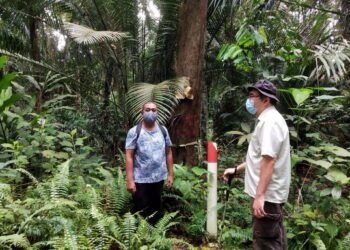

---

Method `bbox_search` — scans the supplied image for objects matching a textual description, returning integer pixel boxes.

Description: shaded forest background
[0,0,350,249]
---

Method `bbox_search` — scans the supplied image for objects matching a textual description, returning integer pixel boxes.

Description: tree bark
[171,0,208,166]
[29,13,42,113]
[341,0,350,40]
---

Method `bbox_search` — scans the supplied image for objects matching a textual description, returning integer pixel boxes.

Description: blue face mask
[143,111,158,123]
[245,98,257,115]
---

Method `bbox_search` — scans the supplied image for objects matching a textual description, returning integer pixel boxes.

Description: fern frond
[15,168,38,185]
[0,234,31,249]
[0,183,12,202]
[122,212,137,248]
[64,22,129,45]
[341,232,350,250]
[63,223,79,250]
[221,227,252,242]
[163,193,192,211]
[88,205,109,249]
[154,211,179,236]
[168,238,195,250]
[50,159,71,199]
[149,237,173,249]
[135,215,152,240]
[17,199,77,234]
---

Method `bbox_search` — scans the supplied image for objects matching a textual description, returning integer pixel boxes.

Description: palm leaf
[125,77,190,125]
[0,49,57,72]
[64,22,129,45]
[310,40,350,81]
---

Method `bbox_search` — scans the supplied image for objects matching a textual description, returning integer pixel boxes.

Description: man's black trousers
[133,180,164,225]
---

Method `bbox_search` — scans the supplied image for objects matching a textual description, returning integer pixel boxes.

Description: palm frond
[310,40,350,82]
[64,22,129,45]
[126,77,190,125]
[0,49,57,72]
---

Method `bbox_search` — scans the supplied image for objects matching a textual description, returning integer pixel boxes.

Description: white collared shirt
[244,106,291,203]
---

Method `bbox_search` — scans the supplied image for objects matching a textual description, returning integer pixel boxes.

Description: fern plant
[0,234,31,250]
[50,159,71,200]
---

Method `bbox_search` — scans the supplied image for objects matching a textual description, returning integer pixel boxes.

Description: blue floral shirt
[125,124,172,183]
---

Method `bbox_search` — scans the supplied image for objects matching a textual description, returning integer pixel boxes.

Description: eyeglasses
[144,108,157,112]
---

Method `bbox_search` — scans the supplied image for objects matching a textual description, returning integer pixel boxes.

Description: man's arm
[253,155,275,218]
[125,149,136,193]
[223,162,246,181]
[165,146,174,188]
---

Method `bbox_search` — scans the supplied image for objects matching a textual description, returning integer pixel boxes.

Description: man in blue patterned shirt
[125,102,173,224]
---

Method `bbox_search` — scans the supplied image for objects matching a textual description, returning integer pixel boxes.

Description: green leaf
[310,234,326,250]
[291,154,301,168]
[320,188,331,197]
[75,138,85,146]
[0,56,7,69]
[0,160,17,169]
[60,140,73,147]
[289,88,314,105]
[238,135,248,146]
[0,94,22,113]
[316,95,344,100]
[191,167,208,176]
[55,152,69,159]
[241,123,251,133]
[258,26,268,44]
[302,158,331,169]
[0,73,17,91]
[325,168,349,185]
[177,180,192,198]
[324,222,338,239]
[321,145,350,157]
[331,186,342,199]
[71,129,77,136]
[313,160,332,169]
[225,131,244,136]
[42,150,56,158]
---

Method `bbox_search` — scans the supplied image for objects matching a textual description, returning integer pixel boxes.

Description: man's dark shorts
[253,201,287,250]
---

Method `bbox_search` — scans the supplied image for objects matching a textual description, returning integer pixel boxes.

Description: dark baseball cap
[248,79,279,102]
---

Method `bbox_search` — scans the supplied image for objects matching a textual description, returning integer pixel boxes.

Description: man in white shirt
[223,80,291,250]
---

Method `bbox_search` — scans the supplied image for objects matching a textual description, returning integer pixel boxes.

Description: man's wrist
[255,193,264,198]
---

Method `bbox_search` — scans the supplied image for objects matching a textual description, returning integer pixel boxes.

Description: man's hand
[253,195,266,218]
[223,168,236,182]
[127,180,136,193]
[166,175,173,189]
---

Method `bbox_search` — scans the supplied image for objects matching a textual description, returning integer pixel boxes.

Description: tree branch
[279,0,344,16]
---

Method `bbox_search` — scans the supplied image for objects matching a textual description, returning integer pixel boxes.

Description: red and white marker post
[207,141,218,237]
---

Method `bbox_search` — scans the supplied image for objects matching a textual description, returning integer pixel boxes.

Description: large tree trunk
[341,0,350,40]
[171,0,208,166]
[29,14,42,113]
